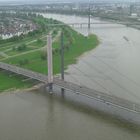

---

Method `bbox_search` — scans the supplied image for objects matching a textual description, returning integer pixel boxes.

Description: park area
[0,13,99,92]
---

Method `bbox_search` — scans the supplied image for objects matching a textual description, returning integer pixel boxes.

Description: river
[0,13,140,140]
[43,13,140,104]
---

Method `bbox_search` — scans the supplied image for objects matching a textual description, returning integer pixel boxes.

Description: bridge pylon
[47,34,53,93]
[60,31,65,94]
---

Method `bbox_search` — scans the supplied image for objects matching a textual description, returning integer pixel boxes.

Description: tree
[17,44,27,51]
[18,59,29,66]
[40,51,47,60]
[12,46,16,51]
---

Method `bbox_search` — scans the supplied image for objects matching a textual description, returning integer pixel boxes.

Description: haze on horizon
[0,0,140,4]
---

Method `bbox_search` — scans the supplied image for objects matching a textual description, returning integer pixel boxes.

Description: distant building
[131,13,138,18]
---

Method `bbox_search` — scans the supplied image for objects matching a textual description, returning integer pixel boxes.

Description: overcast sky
[0,0,138,1]
[0,0,139,4]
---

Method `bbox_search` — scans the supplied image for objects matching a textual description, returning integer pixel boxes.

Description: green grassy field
[3,30,99,73]
[0,71,34,92]
[0,17,99,92]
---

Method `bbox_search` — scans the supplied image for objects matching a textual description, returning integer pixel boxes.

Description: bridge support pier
[48,83,53,93]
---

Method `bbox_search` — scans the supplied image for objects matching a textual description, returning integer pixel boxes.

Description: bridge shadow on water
[37,85,140,135]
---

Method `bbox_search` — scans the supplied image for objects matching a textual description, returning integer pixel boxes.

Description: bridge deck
[0,62,48,83]
[46,22,140,27]
[0,62,140,113]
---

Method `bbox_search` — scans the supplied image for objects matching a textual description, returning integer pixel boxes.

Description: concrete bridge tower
[47,34,53,93]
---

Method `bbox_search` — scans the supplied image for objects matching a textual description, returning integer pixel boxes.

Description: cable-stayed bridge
[1,61,140,115]
[1,22,140,124]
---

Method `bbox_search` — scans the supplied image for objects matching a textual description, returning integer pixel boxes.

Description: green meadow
[0,15,99,92]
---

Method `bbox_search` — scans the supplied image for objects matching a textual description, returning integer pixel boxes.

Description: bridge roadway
[0,62,140,114]
[46,22,140,27]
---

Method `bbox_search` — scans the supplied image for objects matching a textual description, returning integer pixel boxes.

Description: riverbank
[0,16,99,92]
[0,83,44,95]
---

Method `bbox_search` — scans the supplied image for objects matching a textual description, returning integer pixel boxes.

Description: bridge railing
[54,78,140,113]
[1,62,140,113]
[0,62,48,83]
[46,22,140,27]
